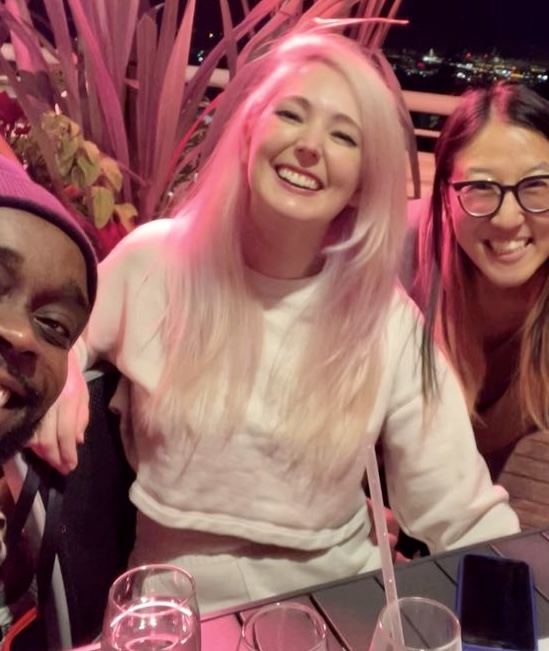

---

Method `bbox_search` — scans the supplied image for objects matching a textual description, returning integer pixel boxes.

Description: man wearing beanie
[0,155,97,642]
[0,155,97,462]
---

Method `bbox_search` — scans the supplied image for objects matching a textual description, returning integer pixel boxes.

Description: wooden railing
[401,90,460,195]
[0,56,457,198]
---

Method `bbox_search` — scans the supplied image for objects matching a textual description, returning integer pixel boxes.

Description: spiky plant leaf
[0,0,415,245]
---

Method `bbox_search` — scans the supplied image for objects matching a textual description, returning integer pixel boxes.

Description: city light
[384,46,549,92]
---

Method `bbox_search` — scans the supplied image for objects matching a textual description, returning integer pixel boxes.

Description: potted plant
[0,0,415,256]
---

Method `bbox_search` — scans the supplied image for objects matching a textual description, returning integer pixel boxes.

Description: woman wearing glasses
[413,81,549,528]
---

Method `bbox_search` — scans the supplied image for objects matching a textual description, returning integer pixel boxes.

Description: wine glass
[101,564,200,651]
[369,596,462,651]
[239,601,328,651]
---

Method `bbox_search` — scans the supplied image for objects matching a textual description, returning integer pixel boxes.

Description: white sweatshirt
[75,218,519,611]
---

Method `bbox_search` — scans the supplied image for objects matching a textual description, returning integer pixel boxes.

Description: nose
[0,308,39,376]
[294,129,322,167]
[490,191,525,229]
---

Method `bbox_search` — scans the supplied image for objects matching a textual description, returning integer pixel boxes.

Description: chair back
[3,365,136,649]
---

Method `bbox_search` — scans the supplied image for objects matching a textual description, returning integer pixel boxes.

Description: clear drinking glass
[239,601,328,651]
[101,564,200,651]
[369,597,462,651]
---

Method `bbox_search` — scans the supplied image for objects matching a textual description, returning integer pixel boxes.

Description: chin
[482,271,540,291]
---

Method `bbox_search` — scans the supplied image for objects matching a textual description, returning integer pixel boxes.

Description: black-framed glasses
[450,174,549,218]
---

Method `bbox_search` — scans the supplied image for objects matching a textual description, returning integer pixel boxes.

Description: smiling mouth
[275,166,323,191]
[0,386,26,410]
[486,239,532,255]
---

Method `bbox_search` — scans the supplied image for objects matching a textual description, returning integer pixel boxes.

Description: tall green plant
[0,0,417,250]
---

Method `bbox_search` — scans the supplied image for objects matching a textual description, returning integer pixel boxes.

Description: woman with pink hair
[41,32,518,612]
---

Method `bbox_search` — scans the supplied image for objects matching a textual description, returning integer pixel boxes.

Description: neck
[242,215,329,280]
[472,270,544,348]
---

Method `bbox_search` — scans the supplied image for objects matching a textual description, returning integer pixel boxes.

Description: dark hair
[434,82,549,186]
[418,81,549,427]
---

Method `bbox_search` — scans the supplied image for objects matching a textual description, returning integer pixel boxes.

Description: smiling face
[449,115,549,290]
[0,208,90,463]
[247,61,362,240]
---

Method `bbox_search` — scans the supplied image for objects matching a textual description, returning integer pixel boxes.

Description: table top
[200,528,549,651]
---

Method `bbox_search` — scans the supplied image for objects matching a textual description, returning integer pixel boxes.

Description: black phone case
[456,553,538,651]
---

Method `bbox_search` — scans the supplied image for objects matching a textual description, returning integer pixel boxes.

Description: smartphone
[456,553,537,651]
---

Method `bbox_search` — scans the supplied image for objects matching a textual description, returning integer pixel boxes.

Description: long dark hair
[417,81,549,427]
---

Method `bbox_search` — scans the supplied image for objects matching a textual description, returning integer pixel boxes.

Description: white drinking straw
[365,443,404,645]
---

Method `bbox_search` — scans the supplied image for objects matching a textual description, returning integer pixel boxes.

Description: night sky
[384,0,549,59]
[209,0,549,60]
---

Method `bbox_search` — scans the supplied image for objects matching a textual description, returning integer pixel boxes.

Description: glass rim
[241,600,327,650]
[108,563,197,613]
[376,596,461,651]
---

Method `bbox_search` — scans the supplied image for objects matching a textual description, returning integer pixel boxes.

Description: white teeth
[0,388,10,408]
[277,167,320,190]
[489,240,529,254]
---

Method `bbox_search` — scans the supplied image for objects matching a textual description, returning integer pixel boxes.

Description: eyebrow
[464,163,549,177]
[0,247,23,272]
[41,281,90,313]
[523,164,549,175]
[282,95,361,130]
[0,246,89,312]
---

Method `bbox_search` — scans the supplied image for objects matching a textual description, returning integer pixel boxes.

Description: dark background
[26,1,549,61]
[197,0,549,60]
[384,0,549,59]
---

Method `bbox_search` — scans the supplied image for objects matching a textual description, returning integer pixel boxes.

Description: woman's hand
[366,498,409,564]
[28,352,89,474]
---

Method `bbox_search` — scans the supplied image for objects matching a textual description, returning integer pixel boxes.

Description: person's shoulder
[388,287,423,325]
[383,288,425,349]
[114,218,175,252]
[102,217,182,270]
[379,290,425,380]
